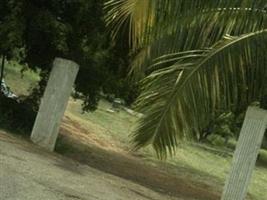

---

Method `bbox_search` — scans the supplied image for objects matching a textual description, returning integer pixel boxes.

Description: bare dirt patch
[0,116,222,200]
[0,131,178,200]
[58,117,221,200]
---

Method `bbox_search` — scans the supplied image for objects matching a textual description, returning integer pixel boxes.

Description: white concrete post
[221,107,267,200]
[31,58,79,151]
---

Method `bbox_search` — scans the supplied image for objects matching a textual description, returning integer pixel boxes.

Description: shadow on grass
[256,150,267,168]
[0,130,87,177]
[55,134,221,200]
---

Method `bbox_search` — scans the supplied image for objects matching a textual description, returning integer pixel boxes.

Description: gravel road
[0,131,179,200]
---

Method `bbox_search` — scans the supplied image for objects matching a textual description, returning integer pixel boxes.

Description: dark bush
[0,93,37,135]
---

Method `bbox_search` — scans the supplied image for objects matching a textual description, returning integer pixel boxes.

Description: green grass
[4,60,40,96]
[66,99,138,149]
[167,145,267,200]
[3,61,267,200]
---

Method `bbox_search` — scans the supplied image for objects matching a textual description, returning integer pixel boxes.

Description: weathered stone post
[31,58,79,151]
[221,106,267,200]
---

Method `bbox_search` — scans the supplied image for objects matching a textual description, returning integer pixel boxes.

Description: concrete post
[221,107,267,200]
[31,58,79,151]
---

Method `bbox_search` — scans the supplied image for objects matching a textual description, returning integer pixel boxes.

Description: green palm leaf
[130,8,267,76]
[105,0,267,157]
[105,0,267,49]
[133,30,267,158]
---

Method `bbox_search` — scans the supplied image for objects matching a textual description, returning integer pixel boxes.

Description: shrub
[0,93,37,135]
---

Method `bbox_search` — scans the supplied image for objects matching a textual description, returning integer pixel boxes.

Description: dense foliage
[0,94,36,134]
[0,0,138,112]
[106,0,267,157]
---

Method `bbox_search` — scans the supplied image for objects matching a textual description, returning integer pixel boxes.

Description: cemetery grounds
[1,61,267,200]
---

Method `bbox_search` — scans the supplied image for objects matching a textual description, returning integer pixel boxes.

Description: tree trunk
[0,54,5,84]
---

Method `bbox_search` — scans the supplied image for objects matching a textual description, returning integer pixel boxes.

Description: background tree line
[0,0,139,133]
[0,0,139,109]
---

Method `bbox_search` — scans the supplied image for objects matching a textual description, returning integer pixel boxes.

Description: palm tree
[105,0,267,158]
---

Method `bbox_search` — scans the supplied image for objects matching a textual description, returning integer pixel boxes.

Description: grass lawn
[3,62,267,200]
[4,60,40,96]
[66,99,138,148]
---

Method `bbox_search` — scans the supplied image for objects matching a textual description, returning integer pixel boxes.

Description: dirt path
[0,114,221,200]
[0,131,180,200]
[57,117,221,200]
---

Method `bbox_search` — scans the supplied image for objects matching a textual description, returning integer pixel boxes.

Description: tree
[105,0,267,157]
[0,0,136,111]
[0,0,24,82]
[22,0,116,110]
[0,0,140,134]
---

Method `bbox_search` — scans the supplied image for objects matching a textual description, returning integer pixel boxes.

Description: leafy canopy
[0,0,137,110]
[105,0,267,157]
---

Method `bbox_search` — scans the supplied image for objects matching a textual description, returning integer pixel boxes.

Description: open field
[1,62,267,200]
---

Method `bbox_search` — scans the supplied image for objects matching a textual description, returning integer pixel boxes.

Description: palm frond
[105,0,156,48]
[129,7,267,77]
[133,30,267,158]
[105,0,267,50]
